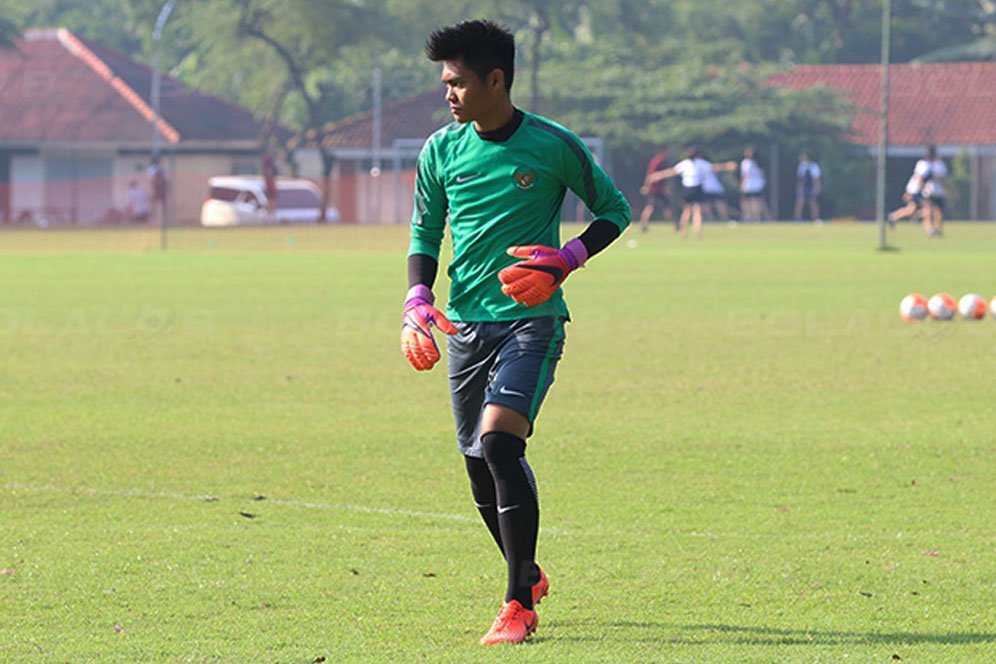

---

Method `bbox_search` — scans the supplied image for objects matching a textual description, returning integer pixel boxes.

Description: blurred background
[1,0,995,236]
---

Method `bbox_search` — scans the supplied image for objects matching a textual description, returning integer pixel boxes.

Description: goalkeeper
[401,19,630,646]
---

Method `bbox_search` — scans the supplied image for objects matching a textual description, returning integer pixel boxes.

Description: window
[277,187,320,210]
[208,186,241,202]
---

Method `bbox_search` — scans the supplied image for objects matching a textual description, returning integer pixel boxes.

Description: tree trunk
[530,28,544,113]
[319,148,335,223]
[528,10,549,114]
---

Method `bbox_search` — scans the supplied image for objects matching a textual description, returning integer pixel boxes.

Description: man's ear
[488,68,505,91]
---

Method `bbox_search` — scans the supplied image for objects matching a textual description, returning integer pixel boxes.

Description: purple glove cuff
[404,284,434,309]
[560,238,588,272]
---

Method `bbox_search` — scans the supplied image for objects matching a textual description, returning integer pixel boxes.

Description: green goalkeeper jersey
[408,110,630,322]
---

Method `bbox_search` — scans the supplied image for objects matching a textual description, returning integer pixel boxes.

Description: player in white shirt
[646,147,736,238]
[739,147,769,222]
[700,154,737,224]
[887,168,925,226]
[126,180,151,223]
[916,146,948,237]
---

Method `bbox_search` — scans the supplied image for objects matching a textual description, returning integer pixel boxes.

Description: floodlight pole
[876,0,891,250]
[152,0,176,250]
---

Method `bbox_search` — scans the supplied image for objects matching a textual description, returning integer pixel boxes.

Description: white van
[200,176,339,226]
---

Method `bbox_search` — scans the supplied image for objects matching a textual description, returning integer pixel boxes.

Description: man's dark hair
[425,20,515,91]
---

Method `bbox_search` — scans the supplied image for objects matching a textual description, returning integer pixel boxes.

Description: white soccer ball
[899,294,928,322]
[927,293,956,320]
[958,293,986,320]
[991,296,996,320]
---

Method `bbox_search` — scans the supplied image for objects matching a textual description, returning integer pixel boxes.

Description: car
[199,175,339,226]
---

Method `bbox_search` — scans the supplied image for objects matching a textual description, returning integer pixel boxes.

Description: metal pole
[969,148,979,221]
[393,141,403,225]
[152,0,175,250]
[876,0,891,249]
[371,68,382,223]
[770,143,780,221]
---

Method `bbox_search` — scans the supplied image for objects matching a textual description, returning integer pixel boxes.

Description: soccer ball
[958,293,986,320]
[991,296,996,319]
[899,293,928,322]
[928,293,956,320]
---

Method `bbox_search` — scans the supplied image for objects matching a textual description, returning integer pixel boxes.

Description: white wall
[10,155,43,222]
[168,155,235,224]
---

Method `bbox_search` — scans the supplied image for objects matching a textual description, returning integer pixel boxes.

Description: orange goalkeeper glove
[497,238,588,308]
[401,285,457,371]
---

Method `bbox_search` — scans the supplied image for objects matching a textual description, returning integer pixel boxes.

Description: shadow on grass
[542,620,995,647]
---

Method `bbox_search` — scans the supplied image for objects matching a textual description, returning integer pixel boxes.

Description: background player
[638,146,675,232]
[646,148,735,238]
[918,145,948,237]
[739,147,768,222]
[794,152,822,224]
[888,165,925,226]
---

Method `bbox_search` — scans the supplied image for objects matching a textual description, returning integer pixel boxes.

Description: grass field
[1,222,994,663]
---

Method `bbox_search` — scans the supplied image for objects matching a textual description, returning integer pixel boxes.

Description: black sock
[481,431,540,610]
[464,455,505,558]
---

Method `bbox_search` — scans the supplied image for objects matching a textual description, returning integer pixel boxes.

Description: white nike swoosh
[498,386,528,398]
[455,174,481,183]
[497,504,520,514]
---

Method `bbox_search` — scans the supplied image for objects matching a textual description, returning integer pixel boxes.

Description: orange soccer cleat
[532,565,549,606]
[479,600,538,645]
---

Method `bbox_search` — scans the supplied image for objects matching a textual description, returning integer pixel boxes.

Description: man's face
[441,59,502,124]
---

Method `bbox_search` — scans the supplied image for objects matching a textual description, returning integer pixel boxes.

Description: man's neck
[473,101,516,134]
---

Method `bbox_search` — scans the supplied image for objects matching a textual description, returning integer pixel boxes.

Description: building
[297,89,447,224]
[0,28,272,226]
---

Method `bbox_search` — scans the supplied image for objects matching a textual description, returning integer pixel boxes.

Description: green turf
[1,223,994,663]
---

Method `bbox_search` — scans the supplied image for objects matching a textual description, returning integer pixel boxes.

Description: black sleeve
[407,253,439,290]
[577,218,622,259]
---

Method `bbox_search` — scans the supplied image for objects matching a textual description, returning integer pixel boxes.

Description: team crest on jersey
[513,167,537,190]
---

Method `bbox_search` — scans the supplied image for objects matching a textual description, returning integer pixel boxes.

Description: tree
[0,10,20,50]
[2,0,165,55]
[538,34,854,151]
[228,0,382,222]
[487,0,588,115]
[910,0,996,61]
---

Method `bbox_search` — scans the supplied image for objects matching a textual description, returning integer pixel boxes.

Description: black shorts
[928,195,945,211]
[644,191,671,207]
[742,190,765,199]
[682,185,705,204]
[705,192,724,202]
[447,317,566,458]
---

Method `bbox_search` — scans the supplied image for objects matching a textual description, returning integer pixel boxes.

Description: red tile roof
[767,62,996,146]
[0,28,266,145]
[314,89,452,150]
